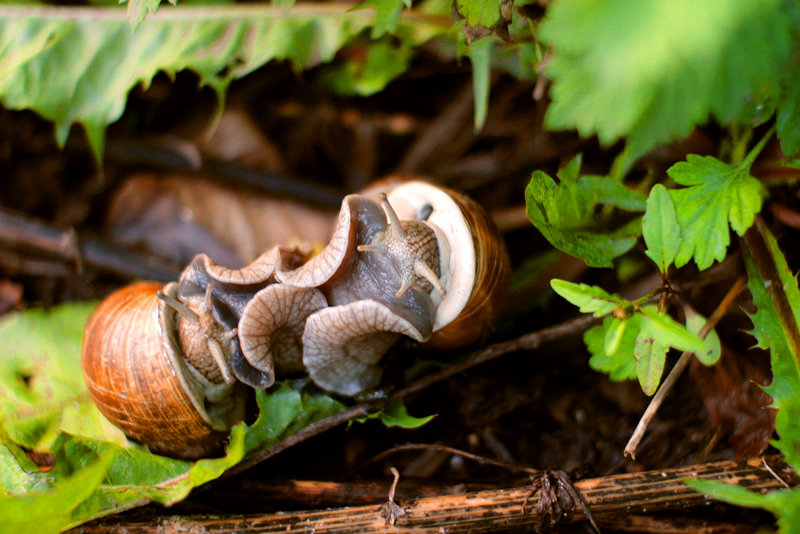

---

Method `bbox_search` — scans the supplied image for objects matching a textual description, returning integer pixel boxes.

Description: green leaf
[525,169,643,268]
[550,279,625,317]
[351,0,406,38]
[584,315,639,381]
[743,224,800,471]
[455,0,500,28]
[0,450,114,534]
[125,0,166,29]
[684,309,722,366]
[468,37,492,132]
[0,303,127,449]
[685,480,800,533]
[777,67,800,159]
[318,40,412,96]
[541,0,792,154]
[668,154,766,270]
[603,317,627,356]
[634,327,668,396]
[0,5,446,159]
[272,0,297,13]
[639,307,706,355]
[643,183,680,274]
[372,399,434,428]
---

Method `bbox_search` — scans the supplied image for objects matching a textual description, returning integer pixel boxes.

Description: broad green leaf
[684,309,722,366]
[550,279,625,317]
[668,154,766,270]
[0,5,446,159]
[634,328,668,396]
[643,183,680,274]
[584,315,639,381]
[639,307,706,355]
[743,224,800,471]
[455,0,500,28]
[0,303,127,448]
[685,480,800,533]
[468,37,492,132]
[525,170,642,268]
[125,0,167,29]
[541,0,792,155]
[580,176,647,212]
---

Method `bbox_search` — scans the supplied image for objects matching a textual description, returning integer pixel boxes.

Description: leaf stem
[739,124,776,171]
[624,275,747,459]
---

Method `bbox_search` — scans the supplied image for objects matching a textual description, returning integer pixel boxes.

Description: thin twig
[370,443,541,476]
[624,275,748,459]
[763,457,792,489]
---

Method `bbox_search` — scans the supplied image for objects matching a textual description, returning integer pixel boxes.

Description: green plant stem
[624,275,747,459]
[739,124,776,170]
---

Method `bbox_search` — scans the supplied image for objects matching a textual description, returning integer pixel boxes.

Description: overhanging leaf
[0,5,447,159]
[541,0,792,155]
[634,327,668,396]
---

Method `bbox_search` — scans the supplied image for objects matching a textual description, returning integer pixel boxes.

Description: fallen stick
[75,455,796,533]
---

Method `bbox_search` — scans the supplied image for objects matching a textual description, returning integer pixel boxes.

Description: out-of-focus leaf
[0,449,113,534]
[0,303,127,449]
[643,183,680,274]
[603,317,627,356]
[550,279,625,317]
[455,0,500,28]
[351,0,408,37]
[318,40,413,97]
[541,0,792,155]
[0,5,446,158]
[777,67,800,159]
[468,36,492,132]
[124,0,168,29]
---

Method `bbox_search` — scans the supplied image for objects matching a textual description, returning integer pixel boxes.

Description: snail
[81,179,509,457]
[238,179,510,396]
[81,246,309,459]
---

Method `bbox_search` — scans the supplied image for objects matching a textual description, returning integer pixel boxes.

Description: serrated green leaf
[541,0,792,154]
[634,327,668,396]
[684,309,722,366]
[550,279,625,317]
[640,307,706,354]
[455,0,500,28]
[125,0,164,29]
[525,170,642,267]
[0,5,446,159]
[668,154,766,270]
[584,315,639,381]
[580,176,647,212]
[643,183,680,274]
[743,224,800,471]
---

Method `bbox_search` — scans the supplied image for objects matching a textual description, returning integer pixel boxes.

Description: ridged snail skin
[81,282,247,460]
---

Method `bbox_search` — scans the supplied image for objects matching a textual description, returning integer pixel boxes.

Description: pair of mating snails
[81,180,510,459]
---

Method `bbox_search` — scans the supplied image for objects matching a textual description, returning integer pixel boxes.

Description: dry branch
[76,456,795,533]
